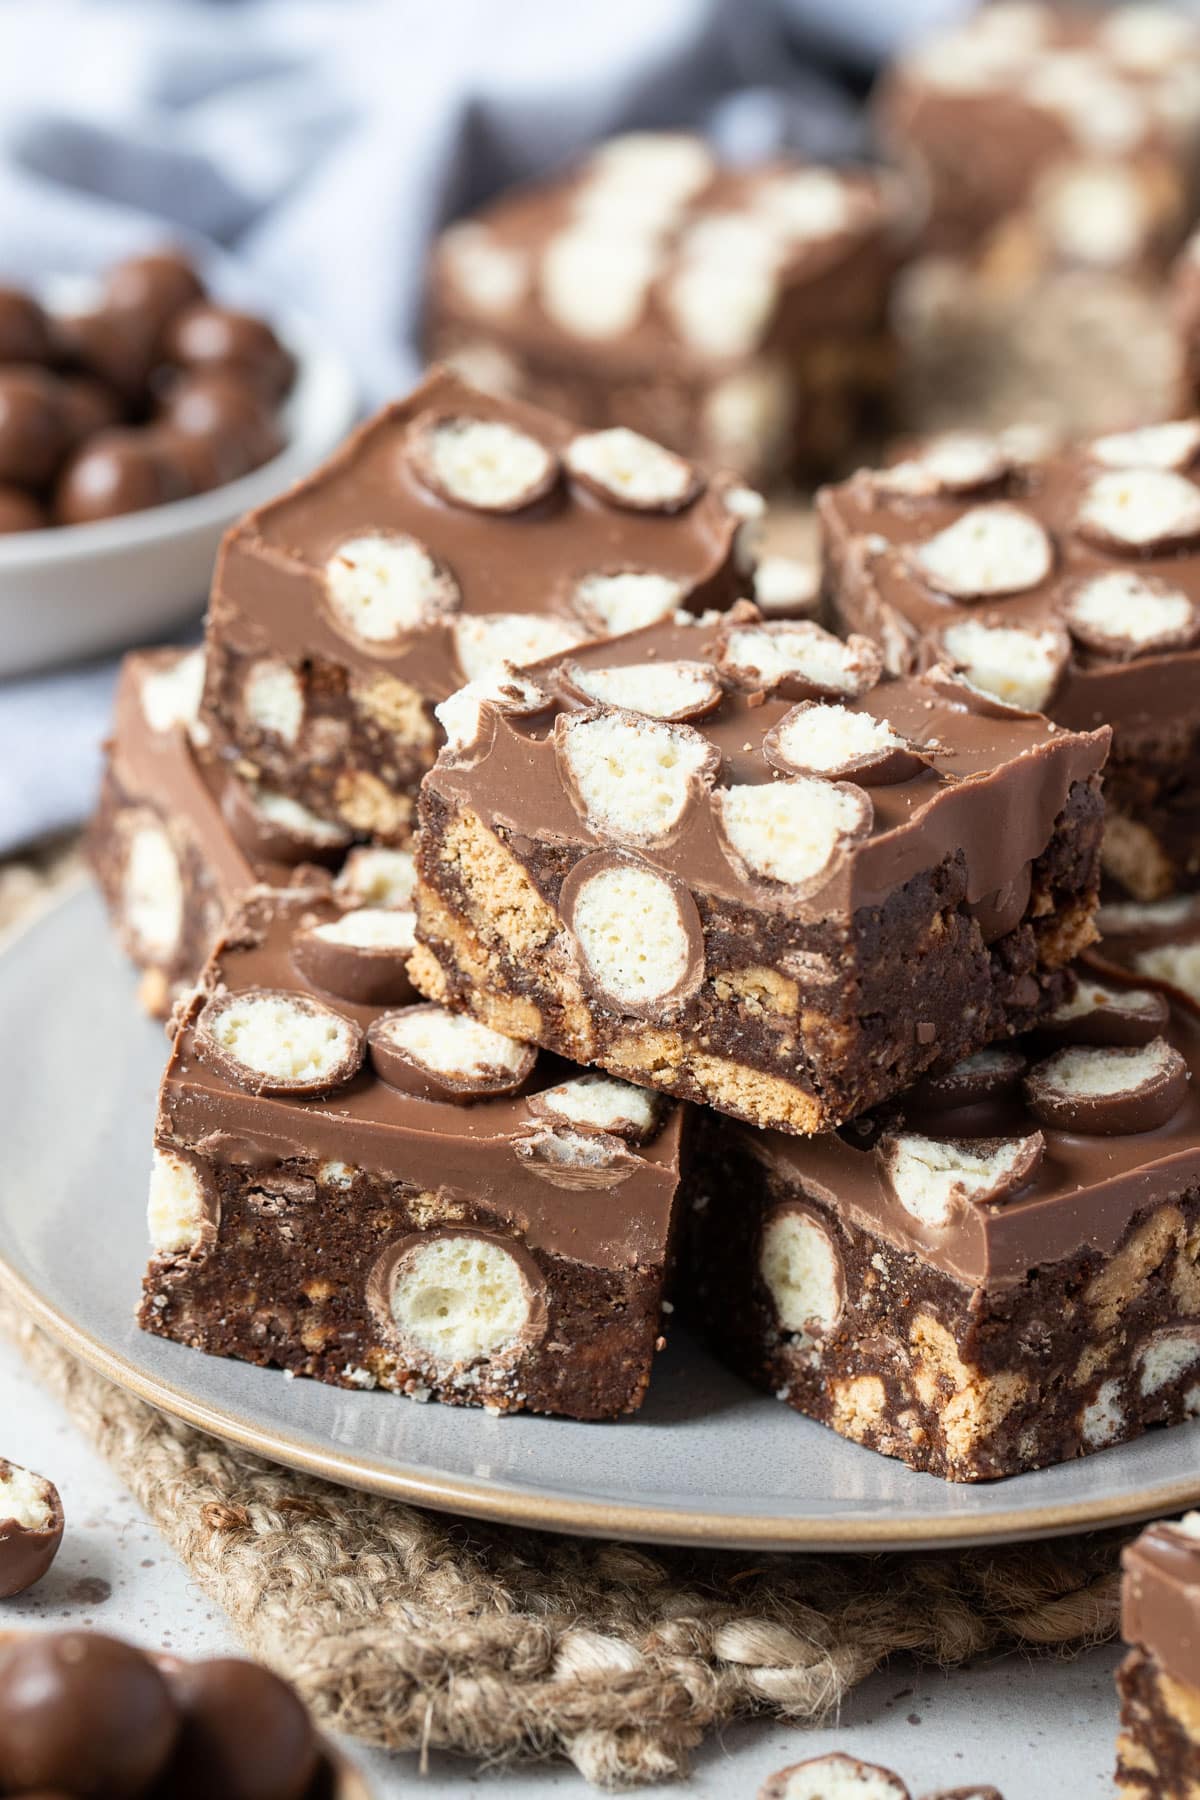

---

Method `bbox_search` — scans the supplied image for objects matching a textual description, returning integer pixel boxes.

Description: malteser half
[685,972,1200,1481]
[141,887,686,1420]
[413,605,1108,1136]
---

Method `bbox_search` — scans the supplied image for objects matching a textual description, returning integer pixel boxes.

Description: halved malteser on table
[200,366,749,846]
[87,647,384,1017]
[758,1753,1004,1798]
[819,423,1200,900]
[140,887,686,1419]
[1118,1514,1200,1794]
[425,130,907,484]
[684,969,1200,1481]
[412,602,1109,1136]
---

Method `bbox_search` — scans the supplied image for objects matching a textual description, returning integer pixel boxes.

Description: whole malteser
[159,369,284,469]
[163,301,295,401]
[161,1657,320,1800]
[0,285,53,364]
[0,1456,64,1596]
[102,249,205,338]
[0,484,47,534]
[55,305,156,402]
[0,367,70,486]
[0,1631,180,1797]
[55,427,188,525]
[58,374,124,446]
[149,423,242,496]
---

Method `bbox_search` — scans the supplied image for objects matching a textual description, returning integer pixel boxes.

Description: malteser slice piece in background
[141,888,687,1419]
[1118,1516,1200,1794]
[683,970,1200,1480]
[1089,896,1200,1014]
[88,648,328,1018]
[0,1457,64,1597]
[202,368,744,845]
[414,607,1107,1135]
[292,907,417,1006]
[426,133,902,484]
[334,845,416,909]
[819,426,1200,900]
[759,1752,911,1799]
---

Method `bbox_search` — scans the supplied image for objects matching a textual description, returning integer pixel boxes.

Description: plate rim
[6,885,1200,1552]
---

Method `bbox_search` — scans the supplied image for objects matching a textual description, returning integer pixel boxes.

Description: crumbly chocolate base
[411,778,1103,1137]
[208,649,432,845]
[140,1156,668,1421]
[87,765,224,1017]
[682,1114,1200,1483]
[428,320,896,486]
[1117,1648,1200,1797]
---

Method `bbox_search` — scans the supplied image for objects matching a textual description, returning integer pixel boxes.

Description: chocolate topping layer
[750,989,1200,1287]
[204,366,745,710]
[157,889,684,1271]
[425,608,1109,926]
[1123,1518,1200,1691]
[819,436,1200,743]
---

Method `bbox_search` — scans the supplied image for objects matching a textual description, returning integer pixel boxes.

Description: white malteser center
[566,659,719,722]
[140,648,205,733]
[1090,420,1200,471]
[1135,943,1200,1006]
[769,703,903,774]
[436,670,548,753]
[1064,572,1195,650]
[540,231,659,339]
[769,1756,910,1800]
[335,846,417,908]
[571,864,693,1008]
[912,505,1053,598]
[561,711,713,845]
[243,659,303,744]
[122,821,183,961]
[535,1074,658,1136]
[252,789,349,846]
[753,169,853,240]
[440,223,529,313]
[379,1007,529,1079]
[721,623,877,696]
[717,778,868,889]
[423,418,555,510]
[886,1133,1039,1228]
[565,428,693,508]
[0,1462,53,1532]
[1078,468,1200,549]
[667,257,779,357]
[147,1147,207,1254]
[754,555,818,615]
[391,1236,531,1364]
[1139,1331,1200,1397]
[760,1210,843,1339]
[453,613,585,683]
[207,994,358,1083]
[941,619,1065,711]
[1049,980,1160,1024]
[571,571,684,635]
[1033,1038,1176,1098]
[312,909,416,951]
[325,534,461,642]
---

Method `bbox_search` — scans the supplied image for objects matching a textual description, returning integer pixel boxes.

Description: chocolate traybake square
[199,366,749,846]
[1119,1514,1200,1794]
[411,604,1109,1136]
[819,422,1200,898]
[141,886,685,1420]
[685,971,1200,1481]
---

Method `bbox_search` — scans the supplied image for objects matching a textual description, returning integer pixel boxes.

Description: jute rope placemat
[2,1297,1124,1788]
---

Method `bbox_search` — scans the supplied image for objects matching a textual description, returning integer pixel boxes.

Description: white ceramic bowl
[0,298,357,679]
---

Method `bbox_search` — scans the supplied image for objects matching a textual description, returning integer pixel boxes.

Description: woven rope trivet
[2,1297,1125,1788]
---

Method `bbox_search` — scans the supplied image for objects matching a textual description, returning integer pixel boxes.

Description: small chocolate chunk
[291,907,417,1006]
[368,1003,537,1103]
[0,485,47,534]
[1024,1038,1189,1135]
[0,285,53,364]
[196,988,366,1097]
[0,1457,64,1597]
[0,1631,179,1798]
[163,302,295,401]
[160,1657,319,1800]
[1040,977,1169,1048]
[55,428,187,526]
[102,249,205,337]
[0,367,69,486]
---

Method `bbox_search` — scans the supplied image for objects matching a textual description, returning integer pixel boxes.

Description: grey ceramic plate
[3,883,1200,1551]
